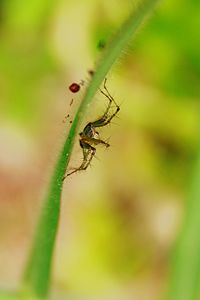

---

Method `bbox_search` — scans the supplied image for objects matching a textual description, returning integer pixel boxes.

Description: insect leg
[63,142,96,179]
[91,78,120,128]
[82,136,110,147]
[100,78,119,108]
[91,103,120,128]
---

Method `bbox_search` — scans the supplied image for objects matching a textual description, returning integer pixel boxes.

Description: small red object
[69,82,80,93]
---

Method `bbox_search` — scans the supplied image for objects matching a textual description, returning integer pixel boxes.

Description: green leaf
[167,147,200,300]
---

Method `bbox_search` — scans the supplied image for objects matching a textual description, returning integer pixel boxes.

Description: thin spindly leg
[90,78,120,128]
[100,78,119,108]
[81,136,110,147]
[99,91,112,118]
[63,149,91,178]
[94,79,117,124]
[91,104,120,128]
[63,142,96,179]
[81,147,96,170]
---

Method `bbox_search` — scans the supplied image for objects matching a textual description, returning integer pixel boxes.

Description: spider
[63,78,120,178]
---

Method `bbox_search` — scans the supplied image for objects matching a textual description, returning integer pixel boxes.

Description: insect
[63,78,120,179]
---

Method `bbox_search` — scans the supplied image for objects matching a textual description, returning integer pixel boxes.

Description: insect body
[64,78,120,178]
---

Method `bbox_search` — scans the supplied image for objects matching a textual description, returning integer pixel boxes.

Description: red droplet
[69,82,80,93]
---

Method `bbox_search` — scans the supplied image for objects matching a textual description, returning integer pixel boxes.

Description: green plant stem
[167,144,200,300]
[22,0,160,298]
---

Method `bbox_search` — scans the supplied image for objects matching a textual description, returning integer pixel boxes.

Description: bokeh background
[0,0,199,299]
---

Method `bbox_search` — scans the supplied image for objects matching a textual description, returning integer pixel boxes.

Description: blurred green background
[0,0,199,299]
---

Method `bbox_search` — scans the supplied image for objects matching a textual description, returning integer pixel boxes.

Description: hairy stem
[22,0,160,298]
